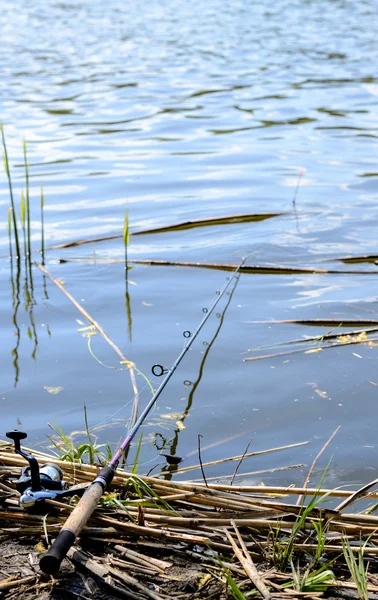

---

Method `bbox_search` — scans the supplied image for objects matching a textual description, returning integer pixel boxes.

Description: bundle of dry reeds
[2,440,378,599]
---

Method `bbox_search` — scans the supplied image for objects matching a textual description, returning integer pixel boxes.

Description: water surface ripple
[1,0,378,487]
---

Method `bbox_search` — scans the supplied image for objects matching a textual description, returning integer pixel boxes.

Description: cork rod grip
[40,466,114,574]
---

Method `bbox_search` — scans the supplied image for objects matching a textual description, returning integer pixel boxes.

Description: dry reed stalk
[334,477,378,514]
[107,557,158,576]
[245,337,378,362]
[0,481,18,496]
[89,516,211,544]
[296,425,341,505]
[117,505,276,519]
[0,576,37,592]
[4,445,378,508]
[258,541,378,554]
[230,438,253,485]
[252,326,378,350]
[58,257,378,275]
[112,559,158,576]
[5,442,378,552]
[328,580,378,593]
[322,254,378,264]
[154,441,309,475]
[175,483,373,498]
[118,514,288,528]
[35,262,139,426]
[107,565,168,600]
[190,463,304,482]
[248,318,378,326]
[0,446,363,499]
[227,520,271,599]
[51,212,286,250]
[0,526,62,535]
[114,545,171,571]
[66,548,150,600]
[275,591,323,597]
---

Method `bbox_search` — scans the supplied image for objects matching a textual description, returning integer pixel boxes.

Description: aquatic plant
[342,538,369,600]
[23,139,31,260]
[1,123,21,259]
[48,407,112,466]
[1,126,46,265]
[285,562,334,593]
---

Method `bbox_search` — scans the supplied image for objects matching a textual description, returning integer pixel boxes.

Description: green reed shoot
[48,419,112,466]
[23,139,31,260]
[123,201,132,339]
[128,474,175,512]
[285,562,334,593]
[342,538,369,600]
[40,183,45,263]
[123,201,130,261]
[222,568,247,600]
[1,123,20,259]
[271,464,333,571]
[20,191,27,258]
[131,433,143,474]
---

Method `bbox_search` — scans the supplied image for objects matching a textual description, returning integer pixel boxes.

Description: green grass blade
[131,433,143,474]
[83,404,95,465]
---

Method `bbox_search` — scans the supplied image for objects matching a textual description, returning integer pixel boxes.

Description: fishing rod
[35,258,245,574]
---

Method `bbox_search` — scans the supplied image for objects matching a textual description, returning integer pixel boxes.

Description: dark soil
[0,538,116,600]
[0,537,226,600]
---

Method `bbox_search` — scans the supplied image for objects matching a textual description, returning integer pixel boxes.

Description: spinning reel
[6,430,86,509]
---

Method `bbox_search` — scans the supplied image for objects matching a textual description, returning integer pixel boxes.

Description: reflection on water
[159,268,242,479]
[1,0,378,486]
[8,253,41,388]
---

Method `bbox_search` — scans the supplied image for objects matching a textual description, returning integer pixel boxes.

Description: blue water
[1,0,378,488]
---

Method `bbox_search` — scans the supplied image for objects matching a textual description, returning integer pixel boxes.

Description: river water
[1,0,378,488]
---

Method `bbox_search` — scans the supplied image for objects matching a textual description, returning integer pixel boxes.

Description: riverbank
[2,440,378,599]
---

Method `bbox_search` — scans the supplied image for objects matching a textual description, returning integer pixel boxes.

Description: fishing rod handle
[40,465,114,574]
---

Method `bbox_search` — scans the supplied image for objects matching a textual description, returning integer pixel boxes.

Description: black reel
[6,430,86,509]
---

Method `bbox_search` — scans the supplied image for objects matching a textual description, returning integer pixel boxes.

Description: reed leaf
[1,123,20,258]
[23,139,31,259]
[123,203,130,249]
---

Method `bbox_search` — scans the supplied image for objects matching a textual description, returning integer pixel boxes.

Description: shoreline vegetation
[2,438,378,599]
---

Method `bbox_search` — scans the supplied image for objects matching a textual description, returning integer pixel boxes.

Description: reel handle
[6,430,41,491]
[6,430,27,453]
